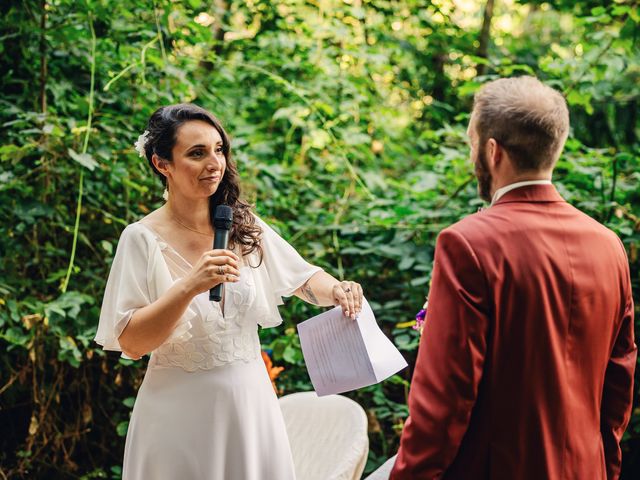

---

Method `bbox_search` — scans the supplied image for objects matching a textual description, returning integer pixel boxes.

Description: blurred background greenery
[0,0,638,478]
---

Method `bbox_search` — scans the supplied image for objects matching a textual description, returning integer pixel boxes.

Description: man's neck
[491,178,553,205]
[492,171,552,193]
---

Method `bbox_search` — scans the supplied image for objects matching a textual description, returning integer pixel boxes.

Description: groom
[389,77,636,479]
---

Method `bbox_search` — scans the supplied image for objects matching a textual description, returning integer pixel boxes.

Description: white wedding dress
[95,215,321,480]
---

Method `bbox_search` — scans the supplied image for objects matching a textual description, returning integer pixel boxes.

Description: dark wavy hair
[142,103,263,261]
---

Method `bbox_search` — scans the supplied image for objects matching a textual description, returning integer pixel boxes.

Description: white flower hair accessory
[134,130,150,158]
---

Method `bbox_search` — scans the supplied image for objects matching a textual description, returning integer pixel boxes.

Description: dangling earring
[162,186,169,201]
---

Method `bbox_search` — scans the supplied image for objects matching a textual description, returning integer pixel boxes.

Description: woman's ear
[152,154,170,179]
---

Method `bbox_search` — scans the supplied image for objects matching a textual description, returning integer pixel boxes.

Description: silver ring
[218,265,225,275]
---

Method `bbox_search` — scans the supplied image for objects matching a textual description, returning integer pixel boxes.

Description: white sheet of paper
[297,298,408,396]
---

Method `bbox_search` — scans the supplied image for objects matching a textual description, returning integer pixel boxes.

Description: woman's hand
[332,280,363,320]
[118,249,239,359]
[295,272,364,319]
[183,249,240,296]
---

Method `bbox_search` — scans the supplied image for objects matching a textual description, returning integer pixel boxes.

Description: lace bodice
[150,328,262,372]
[148,233,263,372]
[95,216,323,371]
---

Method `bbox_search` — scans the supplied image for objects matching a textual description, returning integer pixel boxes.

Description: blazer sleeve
[601,259,637,480]
[391,227,490,479]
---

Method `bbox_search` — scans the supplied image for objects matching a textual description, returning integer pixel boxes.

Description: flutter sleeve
[251,215,322,327]
[94,224,151,352]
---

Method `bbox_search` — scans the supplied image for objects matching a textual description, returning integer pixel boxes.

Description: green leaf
[100,240,113,255]
[398,256,414,270]
[1,326,31,347]
[283,344,302,364]
[68,148,99,171]
[566,90,594,115]
[116,421,129,437]
[611,5,629,17]
[410,276,429,286]
[308,129,332,150]
[0,143,34,162]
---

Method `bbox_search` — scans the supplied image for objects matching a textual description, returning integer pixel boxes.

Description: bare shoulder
[139,206,167,228]
[138,206,174,237]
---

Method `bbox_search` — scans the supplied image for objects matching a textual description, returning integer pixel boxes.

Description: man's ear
[486,138,504,170]
[152,154,170,178]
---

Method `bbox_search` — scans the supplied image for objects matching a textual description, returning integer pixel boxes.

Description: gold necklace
[169,211,213,236]
[172,215,213,236]
[166,202,213,237]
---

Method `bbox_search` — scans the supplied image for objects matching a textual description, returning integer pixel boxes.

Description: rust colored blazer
[390,185,636,480]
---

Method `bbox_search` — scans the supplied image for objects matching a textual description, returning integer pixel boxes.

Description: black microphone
[209,205,233,302]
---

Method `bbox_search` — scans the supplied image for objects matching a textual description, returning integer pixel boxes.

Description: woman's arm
[118,248,239,359]
[118,278,195,359]
[294,270,363,319]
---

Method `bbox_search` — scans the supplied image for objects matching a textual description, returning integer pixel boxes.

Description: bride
[95,103,364,479]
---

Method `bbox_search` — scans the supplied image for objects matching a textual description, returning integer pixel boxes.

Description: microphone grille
[213,205,233,230]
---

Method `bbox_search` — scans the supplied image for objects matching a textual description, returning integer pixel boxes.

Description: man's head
[468,76,570,201]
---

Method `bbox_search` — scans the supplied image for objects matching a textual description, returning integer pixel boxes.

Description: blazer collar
[493,184,565,206]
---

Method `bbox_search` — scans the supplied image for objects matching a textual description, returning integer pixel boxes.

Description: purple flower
[413,308,427,331]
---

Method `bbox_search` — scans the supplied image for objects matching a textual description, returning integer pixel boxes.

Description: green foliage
[0,0,638,478]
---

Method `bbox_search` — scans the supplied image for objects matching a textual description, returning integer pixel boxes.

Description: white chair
[363,454,396,480]
[279,391,369,480]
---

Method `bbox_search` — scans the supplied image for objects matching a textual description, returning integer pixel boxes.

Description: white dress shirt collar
[491,180,552,205]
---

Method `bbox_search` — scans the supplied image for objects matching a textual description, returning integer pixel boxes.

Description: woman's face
[163,120,226,200]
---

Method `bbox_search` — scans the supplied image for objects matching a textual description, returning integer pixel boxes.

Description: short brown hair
[472,76,569,172]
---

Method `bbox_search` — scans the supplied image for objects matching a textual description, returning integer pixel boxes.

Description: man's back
[391,184,636,480]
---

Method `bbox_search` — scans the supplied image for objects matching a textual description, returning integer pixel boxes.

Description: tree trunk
[476,0,495,77]
[39,0,47,113]
[199,0,228,71]
[213,0,227,58]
